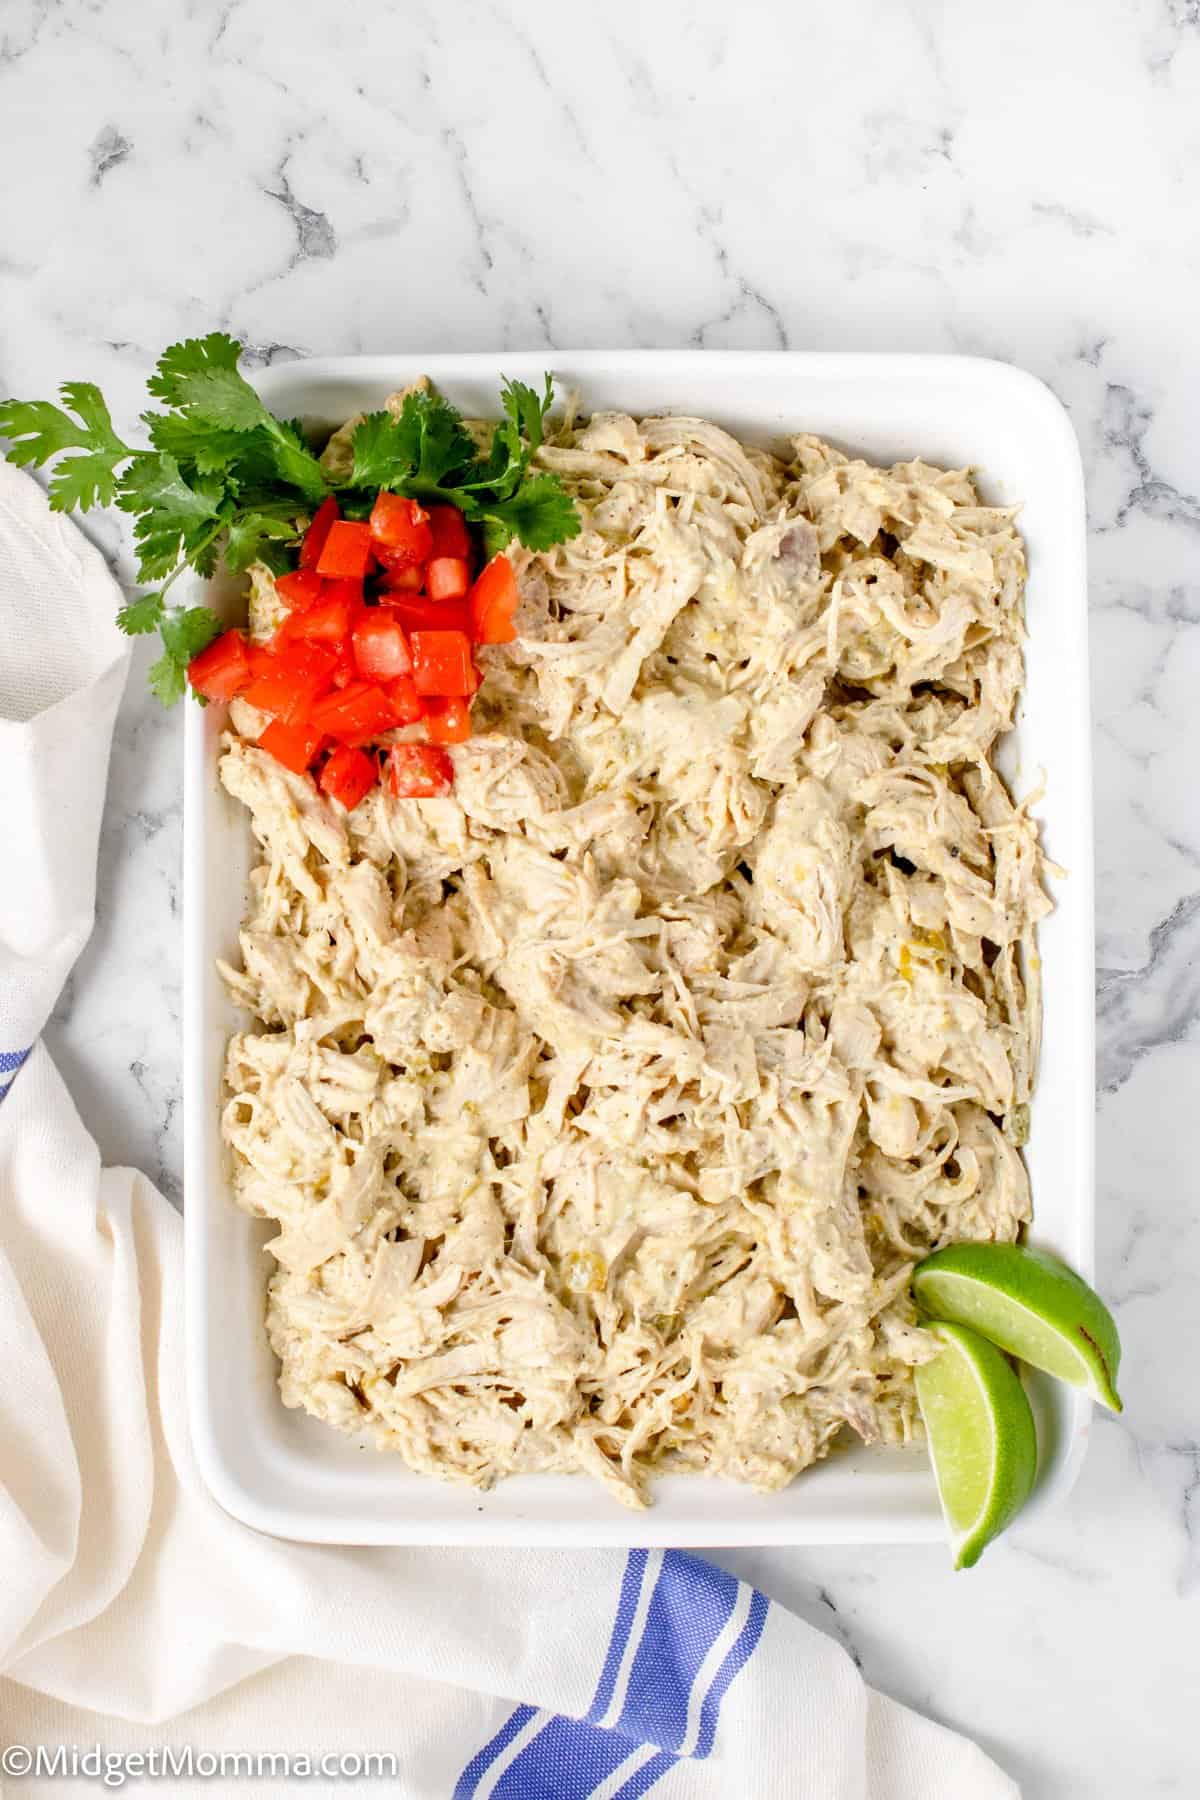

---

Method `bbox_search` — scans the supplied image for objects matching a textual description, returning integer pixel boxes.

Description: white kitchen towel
[0,462,128,1099]
[0,462,1018,1798]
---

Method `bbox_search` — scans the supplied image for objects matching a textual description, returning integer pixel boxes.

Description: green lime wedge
[915,1320,1038,1569]
[912,1242,1122,1413]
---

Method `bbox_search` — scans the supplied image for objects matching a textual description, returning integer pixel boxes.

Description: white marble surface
[2,0,1197,1793]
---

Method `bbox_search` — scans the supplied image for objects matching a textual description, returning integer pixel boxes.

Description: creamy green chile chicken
[218,403,1049,1509]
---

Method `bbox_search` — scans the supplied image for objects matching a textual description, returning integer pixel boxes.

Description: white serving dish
[184,352,1092,1546]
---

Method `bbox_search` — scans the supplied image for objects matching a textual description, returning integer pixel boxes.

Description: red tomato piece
[319,744,378,810]
[378,561,424,593]
[352,612,411,682]
[385,743,454,799]
[244,644,338,723]
[369,493,433,564]
[410,629,475,697]
[299,496,339,570]
[258,717,327,775]
[323,577,366,604]
[428,503,472,561]
[378,594,471,636]
[277,587,359,646]
[468,554,519,645]
[386,674,425,724]
[424,695,473,744]
[309,681,397,745]
[274,568,324,612]
[316,519,375,579]
[187,629,250,702]
[426,556,471,601]
[329,647,357,689]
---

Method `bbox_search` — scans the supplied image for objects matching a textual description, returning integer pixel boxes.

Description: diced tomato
[309,681,397,745]
[378,561,424,593]
[243,644,337,723]
[323,577,366,605]
[428,503,472,561]
[329,647,357,689]
[245,641,279,677]
[299,496,339,570]
[426,556,471,602]
[468,554,519,645]
[316,519,375,579]
[369,492,433,564]
[319,744,378,810]
[352,612,411,682]
[424,695,472,744]
[385,743,454,799]
[410,629,475,697]
[386,674,425,724]
[277,587,359,646]
[187,629,251,702]
[274,568,324,612]
[258,716,327,775]
[378,594,471,636]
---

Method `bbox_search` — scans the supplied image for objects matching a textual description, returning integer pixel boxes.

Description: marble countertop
[4,1,1197,1793]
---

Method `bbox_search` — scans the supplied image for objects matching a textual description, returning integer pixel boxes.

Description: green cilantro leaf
[344,377,576,550]
[116,453,228,582]
[146,604,221,707]
[143,408,261,477]
[465,374,553,499]
[147,652,188,706]
[147,336,328,501]
[345,411,402,489]
[160,603,221,662]
[265,419,329,500]
[147,334,256,423]
[396,390,480,487]
[472,473,582,556]
[116,593,165,635]
[224,509,300,574]
[0,381,133,510]
[503,374,553,449]
[349,392,478,493]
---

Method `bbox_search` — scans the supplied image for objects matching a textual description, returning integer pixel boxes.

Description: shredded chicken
[218,405,1049,1509]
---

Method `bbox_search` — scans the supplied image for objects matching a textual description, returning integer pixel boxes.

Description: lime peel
[914,1320,1038,1570]
[913,1242,1123,1414]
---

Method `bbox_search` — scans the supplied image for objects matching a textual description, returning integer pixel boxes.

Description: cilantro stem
[150,512,231,606]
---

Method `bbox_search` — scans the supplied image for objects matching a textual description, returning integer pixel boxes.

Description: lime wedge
[915,1320,1038,1569]
[912,1242,1122,1413]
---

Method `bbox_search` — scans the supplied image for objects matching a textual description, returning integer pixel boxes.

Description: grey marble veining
[4,1,1199,1793]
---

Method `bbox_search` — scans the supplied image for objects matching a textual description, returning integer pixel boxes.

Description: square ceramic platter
[184,352,1092,1546]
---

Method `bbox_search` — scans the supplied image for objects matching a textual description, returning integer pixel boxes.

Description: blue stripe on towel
[491,1715,633,1800]
[454,1550,769,1797]
[453,1704,538,1800]
[586,1549,650,1723]
[694,1588,770,1759]
[0,1045,31,1102]
[611,1749,678,1798]
[613,1552,740,1752]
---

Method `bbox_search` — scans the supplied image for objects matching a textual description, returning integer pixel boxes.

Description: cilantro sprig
[0,336,579,704]
[348,377,579,555]
[0,382,133,511]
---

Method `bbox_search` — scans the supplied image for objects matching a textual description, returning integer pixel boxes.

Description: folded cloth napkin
[0,466,129,1096]
[0,460,1018,1799]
